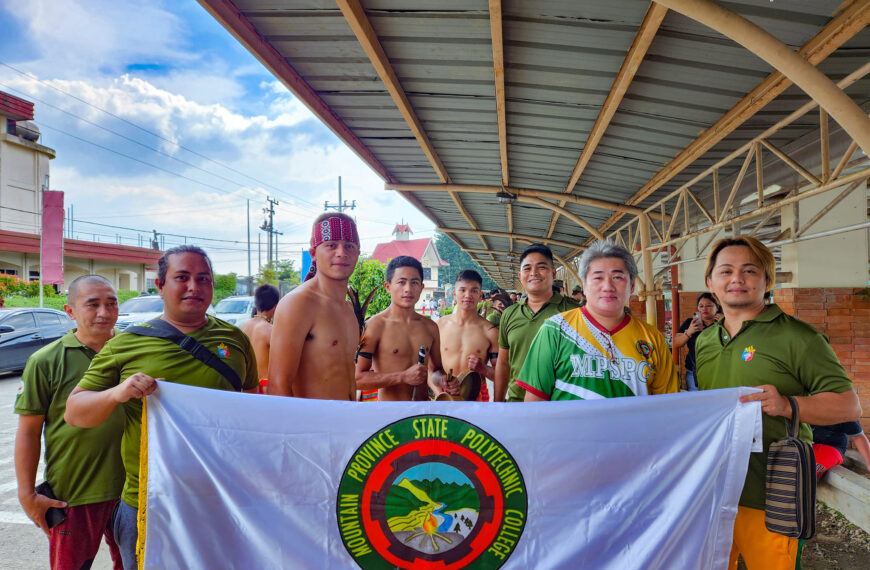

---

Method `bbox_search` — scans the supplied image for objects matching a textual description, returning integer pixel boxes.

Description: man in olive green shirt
[494,244,580,402]
[14,274,124,569]
[696,236,860,569]
[65,246,258,570]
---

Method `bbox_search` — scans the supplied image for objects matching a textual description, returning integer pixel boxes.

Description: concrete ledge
[818,465,870,534]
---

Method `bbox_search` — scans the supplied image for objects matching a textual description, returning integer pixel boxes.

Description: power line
[0,61,300,199]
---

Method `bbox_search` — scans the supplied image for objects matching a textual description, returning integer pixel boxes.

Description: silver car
[213,296,255,327]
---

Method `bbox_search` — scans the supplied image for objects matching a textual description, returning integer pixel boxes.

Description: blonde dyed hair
[704,235,776,299]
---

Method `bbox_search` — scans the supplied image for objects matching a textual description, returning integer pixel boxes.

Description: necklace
[255,314,272,324]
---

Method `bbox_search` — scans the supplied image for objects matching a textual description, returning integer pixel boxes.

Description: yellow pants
[729,506,801,569]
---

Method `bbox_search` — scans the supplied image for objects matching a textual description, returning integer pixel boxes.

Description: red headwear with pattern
[304,215,360,281]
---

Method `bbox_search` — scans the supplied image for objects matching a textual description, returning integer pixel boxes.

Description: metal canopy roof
[200,0,870,288]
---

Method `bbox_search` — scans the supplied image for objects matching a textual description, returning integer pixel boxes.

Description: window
[36,312,58,328]
[423,268,432,281]
[0,269,17,276]
[3,313,36,330]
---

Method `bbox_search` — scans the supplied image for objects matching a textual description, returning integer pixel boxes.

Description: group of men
[13,209,862,570]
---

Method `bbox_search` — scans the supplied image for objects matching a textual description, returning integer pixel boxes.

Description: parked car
[214,296,255,327]
[0,308,75,373]
[115,294,165,331]
[115,293,216,331]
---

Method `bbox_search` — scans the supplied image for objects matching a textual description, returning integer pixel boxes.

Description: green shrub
[0,274,24,296]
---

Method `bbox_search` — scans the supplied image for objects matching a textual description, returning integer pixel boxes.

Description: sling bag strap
[126,318,243,392]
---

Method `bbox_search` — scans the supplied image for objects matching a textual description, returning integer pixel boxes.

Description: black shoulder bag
[126,318,243,392]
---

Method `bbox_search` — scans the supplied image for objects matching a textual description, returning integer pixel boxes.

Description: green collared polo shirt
[695,303,853,509]
[498,293,580,402]
[77,316,259,508]
[14,329,125,506]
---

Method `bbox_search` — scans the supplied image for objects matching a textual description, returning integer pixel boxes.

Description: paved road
[0,371,114,569]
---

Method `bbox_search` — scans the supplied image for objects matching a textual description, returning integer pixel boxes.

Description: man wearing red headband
[269,213,361,400]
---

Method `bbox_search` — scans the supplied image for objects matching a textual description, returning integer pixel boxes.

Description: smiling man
[493,243,581,402]
[355,256,449,401]
[14,275,124,570]
[518,240,676,402]
[64,245,258,570]
[269,213,362,400]
[437,270,499,401]
[695,235,860,569]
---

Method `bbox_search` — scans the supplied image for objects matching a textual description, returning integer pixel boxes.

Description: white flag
[142,383,761,569]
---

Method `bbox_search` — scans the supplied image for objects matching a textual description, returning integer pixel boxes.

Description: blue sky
[0,0,435,275]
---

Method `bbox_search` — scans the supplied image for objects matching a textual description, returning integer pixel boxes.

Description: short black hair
[455,269,482,286]
[157,245,213,286]
[254,284,280,312]
[68,274,114,305]
[386,255,423,282]
[519,243,553,266]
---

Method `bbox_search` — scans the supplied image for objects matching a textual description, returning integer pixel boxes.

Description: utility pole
[259,196,283,267]
[324,176,356,213]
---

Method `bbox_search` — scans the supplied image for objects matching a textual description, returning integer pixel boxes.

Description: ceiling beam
[336,0,491,252]
[520,196,605,240]
[387,183,657,217]
[488,0,508,186]
[545,2,667,238]
[196,0,393,183]
[590,0,870,240]
[438,227,580,250]
[336,0,450,183]
[659,0,870,151]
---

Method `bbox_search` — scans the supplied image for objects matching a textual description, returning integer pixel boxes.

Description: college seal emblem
[337,414,527,569]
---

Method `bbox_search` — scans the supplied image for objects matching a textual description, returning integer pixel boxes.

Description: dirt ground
[801,503,870,570]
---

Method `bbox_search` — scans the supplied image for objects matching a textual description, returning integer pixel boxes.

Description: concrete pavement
[0,371,114,569]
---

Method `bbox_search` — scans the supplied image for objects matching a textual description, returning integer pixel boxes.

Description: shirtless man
[240,284,280,393]
[269,213,361,400]
[355,256,449,401]
[437,270,499,402]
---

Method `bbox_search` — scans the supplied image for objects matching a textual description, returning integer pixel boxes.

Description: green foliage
[214,272,237,292]
[3,295,67,310]
[273,259,301,285]
[0,274,24,296]
[433,232,497,290]
[256,264,278,286]
[348,257,390,318]
[3,288,142,311]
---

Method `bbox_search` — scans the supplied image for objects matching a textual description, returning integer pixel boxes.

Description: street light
[496,190,516,205]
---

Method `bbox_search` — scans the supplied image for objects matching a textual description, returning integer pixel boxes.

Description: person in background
[240,284,280,394]
[486,293,513,327]
[571,285,585,305]
[673,292,720,391]
[812,421,870,478]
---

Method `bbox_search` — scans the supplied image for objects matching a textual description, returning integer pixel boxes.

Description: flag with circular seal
[337,414,527,569]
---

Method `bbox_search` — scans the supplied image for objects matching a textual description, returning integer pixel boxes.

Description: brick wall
[674,288,870,432]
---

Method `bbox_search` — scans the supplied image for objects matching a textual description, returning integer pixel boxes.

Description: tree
[213,272,237,304]
[256,265,278,286]
[273,259,301,285]
[433,232,498,290]
[347,257,390,319]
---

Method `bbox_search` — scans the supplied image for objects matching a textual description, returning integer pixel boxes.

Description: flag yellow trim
[136,397,148,570]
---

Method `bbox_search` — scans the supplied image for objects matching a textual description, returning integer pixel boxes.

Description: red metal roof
[0,229,162,265]
[0,91,34,121]
[370,237,448,267]
[393,224,412,234]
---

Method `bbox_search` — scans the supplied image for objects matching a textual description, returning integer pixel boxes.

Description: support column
[638,214,657,325]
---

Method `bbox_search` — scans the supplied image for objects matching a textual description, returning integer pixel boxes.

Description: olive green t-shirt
[498,293,580,402]
[77,316,258,508]
[15,330,125,506]
[695,304,853,509]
